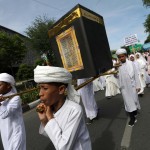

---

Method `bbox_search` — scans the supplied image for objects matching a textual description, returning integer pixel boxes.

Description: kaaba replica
[48,4,113,79]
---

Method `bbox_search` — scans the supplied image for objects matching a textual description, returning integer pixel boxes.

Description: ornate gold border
[48,7,103,38]
[56,26,84,72]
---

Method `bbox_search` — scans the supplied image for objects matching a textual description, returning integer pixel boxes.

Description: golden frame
[56,26,84,72]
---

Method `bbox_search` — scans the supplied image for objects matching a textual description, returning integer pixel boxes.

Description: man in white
[77,78,99,124]
[116,49,141,127]
[34,66,92,150]
[0,73,26,150]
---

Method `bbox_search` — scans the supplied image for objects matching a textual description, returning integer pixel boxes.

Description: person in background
[116,49,141,127]
[104,58,120,99]
[135,53,147,94]
[77,78,99,124]
[129,54,145,96]
[93,78,104,92]
[34,66,92,150]
[147,51,150,75]
[0,73,26,150]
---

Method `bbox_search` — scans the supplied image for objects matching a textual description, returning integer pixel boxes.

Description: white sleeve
[39,123,49,137]
[44,108,82,150]
[0,96,21,119]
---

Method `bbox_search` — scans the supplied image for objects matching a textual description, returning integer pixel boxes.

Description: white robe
[93,78,104,92]
[132,60,145,94]
[104,74,120,97]
[39,99,91,150]
[77,78,98,120]
[136,59,146,88]
[118,60,141,112]
[99,76,106,87]
[145,71,150,84]
[0,91,26,150]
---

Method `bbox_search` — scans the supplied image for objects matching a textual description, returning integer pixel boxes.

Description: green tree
[143,14,150,43]
[111,50,117,55]
[25,15,56,65]
[34,58,45,66]
[142,0,150,7]
[144,14,150,33]
[142,0,150,43]
[144,35,150,43]
[0,31,27,73]
[16,64,34,81]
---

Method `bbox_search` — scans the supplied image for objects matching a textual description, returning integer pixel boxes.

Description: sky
[0,0,149,50]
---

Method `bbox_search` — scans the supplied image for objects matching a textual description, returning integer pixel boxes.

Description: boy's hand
[37,103,48,126]
[45,106,54,121]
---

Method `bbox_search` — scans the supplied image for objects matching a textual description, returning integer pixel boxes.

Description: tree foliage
[25,15,56,65]
[16,64,34,81]
[144,14,150,43]
[0,31,27,73]
[142,0,150,43]
[144,14,150,33]
[142,0,150,7]
[144,34,150,43]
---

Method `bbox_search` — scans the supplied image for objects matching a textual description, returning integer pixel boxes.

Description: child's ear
[59,85,66,95]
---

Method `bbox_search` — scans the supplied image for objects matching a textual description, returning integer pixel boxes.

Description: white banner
[124,34,138,46]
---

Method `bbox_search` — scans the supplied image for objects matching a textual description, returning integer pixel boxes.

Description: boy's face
[118,54,126,63]
[38,83,65,106]
[0,81,11,95]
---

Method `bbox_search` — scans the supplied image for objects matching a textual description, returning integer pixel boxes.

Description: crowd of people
[0,49,150,150]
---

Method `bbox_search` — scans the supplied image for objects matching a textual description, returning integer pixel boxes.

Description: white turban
[116,48,127,55]
[0,73,17,93]
[34,66,80,103]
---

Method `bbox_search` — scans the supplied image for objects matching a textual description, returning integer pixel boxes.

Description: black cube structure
[48,4,113,79]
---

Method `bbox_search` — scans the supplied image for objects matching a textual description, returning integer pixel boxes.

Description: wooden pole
[2,70,118,104]
[75,70,118,90]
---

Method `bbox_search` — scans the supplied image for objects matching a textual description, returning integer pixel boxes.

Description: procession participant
[129,54,144,95]
[104,59,120,99]
[116,49,141,127]
[77,78,99,124]
[135,53,147,94]
[34,66,92,150]
[147,51,150,75]
[0,73,26,150]
[104,74,120,99]
[93,77,104,92]
[129,54,140,72]
[140,52,150,86]
[99,76,106,88]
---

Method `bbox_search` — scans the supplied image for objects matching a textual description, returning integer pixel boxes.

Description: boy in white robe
[34,66,92,150]
[116,49,141,127]
[0,73,26,150]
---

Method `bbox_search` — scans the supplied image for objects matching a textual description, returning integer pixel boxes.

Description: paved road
[0,87,150,150]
